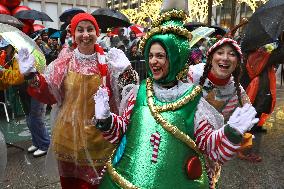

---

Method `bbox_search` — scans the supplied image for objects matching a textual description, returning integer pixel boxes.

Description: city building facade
[106,0,146,10]
[21,0,105,29]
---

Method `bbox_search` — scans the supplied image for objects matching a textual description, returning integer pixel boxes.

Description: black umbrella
[0,14,23,28]
[30,28,59,40]
[59,8,85,22]
[91,8,131,32]
[14,9,53,22]
[241,0,284,52]
[184,22,206,31]
[210,25,228,36]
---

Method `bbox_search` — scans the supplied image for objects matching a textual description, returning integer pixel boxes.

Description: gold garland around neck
[146,78,202,112]
[146,78,202,154]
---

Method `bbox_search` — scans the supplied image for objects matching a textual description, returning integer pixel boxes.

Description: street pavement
[0,87,284,189]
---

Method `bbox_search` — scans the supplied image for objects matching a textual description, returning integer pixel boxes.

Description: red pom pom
[186,156,202,180]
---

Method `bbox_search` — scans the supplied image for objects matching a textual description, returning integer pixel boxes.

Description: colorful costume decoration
[97,5,250,189]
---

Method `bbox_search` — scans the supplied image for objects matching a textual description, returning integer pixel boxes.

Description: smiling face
[148,42,169,81]
[210,44,239,79]
[74,20,97,54]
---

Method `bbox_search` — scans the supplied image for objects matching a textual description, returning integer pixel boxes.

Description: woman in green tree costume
[93,1,259,188]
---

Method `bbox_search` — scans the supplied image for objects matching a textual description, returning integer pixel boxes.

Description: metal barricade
[130,59,147,82]
[0,90,9,122]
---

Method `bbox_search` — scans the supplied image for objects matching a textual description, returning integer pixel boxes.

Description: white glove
[16,48,36,75]
[227,103,259,135]
[94,87,110,120]
[106,48,131,73]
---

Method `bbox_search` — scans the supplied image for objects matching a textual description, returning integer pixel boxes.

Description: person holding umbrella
[16,13,138,189]
[0,36,50,158]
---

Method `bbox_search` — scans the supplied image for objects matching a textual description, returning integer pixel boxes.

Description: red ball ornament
[0,4,11,15]
[33,24,45,32]
[186,156,202,180]
[11,5,31,16]
[0,0,21,10]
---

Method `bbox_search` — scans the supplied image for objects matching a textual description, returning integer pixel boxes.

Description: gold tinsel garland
[147,78,202,112]
[139,25,192,52]
[152,9,188,27]
[106,159,139,189]
[146,78,202,154]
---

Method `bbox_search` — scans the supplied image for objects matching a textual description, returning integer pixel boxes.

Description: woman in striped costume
[188,38,261,162]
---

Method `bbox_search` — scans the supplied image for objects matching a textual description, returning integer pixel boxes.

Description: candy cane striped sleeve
[194,98,241,164]
[102,91,136,144]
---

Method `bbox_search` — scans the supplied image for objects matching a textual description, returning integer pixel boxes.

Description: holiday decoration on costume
[95,44,107,86]
[150,132,161,163]
[186,156,202,180]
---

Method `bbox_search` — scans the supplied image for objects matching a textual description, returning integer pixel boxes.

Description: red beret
[70,13,100,37]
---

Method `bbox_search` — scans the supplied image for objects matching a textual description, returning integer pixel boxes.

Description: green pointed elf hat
[140,0,192,84]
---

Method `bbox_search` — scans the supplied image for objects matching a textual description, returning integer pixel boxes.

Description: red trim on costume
[208,71,230,86]
[27,74,57,104]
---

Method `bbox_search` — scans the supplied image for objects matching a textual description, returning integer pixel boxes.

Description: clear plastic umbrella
[0,23,46,73]
[189,27,215,48]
